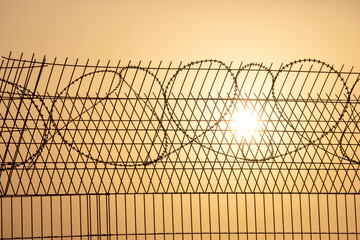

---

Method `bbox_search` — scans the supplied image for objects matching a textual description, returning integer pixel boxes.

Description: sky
[1,1,360,238]
[0,0,359,69]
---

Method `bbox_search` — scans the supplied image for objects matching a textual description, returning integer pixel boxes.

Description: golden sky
[0,0,359,68]
[1,1,360,239]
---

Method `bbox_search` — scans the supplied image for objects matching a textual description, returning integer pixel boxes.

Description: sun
[228,108,261,142]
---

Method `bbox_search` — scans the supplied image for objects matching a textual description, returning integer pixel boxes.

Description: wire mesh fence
[0,53,359,239]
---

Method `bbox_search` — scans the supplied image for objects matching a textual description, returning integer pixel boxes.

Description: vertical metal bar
[354,194,358,240]
[235,194,240,240]
[180,194,184,240]
[50,195,53,239]
[299,194,304,240]
[97,194,100,240]
[116,194,119,240]
[162,194,165,240]
[254,194,258,240]
[152,194,156,240]
[217,193,221,240]
[345,194,349,239]
[308,194,313,240]
[107,194,111,240]
[70,195,73,240]
[124,194,128,240]
[134,194,137,240]
[245,193,249,240]
[317,194,321,240]
[60,195,63,239]
[272,194,276,240]
[197,193,201,240]
[21,196,24,239]
[0,197,3,239]
[326,194,331,240]
[143,194,147,240]
[41,196,43,240]
[88,194,91,240]
[263,194,267,240]
[31,196,34,240]
[171,194,175,240]
[79,195,83,240]
[336,194,340,240]
[11,196,13,240]
[208,193,212,240]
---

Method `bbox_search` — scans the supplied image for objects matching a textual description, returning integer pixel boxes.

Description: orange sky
[1,1,360,239]
[0,0,359,69]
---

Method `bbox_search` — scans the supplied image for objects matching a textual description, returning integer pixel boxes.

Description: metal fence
[1,53,359,239]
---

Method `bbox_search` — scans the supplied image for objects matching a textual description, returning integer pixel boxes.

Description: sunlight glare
[229,108,261,142]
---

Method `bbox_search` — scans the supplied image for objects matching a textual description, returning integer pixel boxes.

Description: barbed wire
[0,58,359,172]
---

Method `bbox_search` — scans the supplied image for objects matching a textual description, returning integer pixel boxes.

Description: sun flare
[229,108,261,142]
